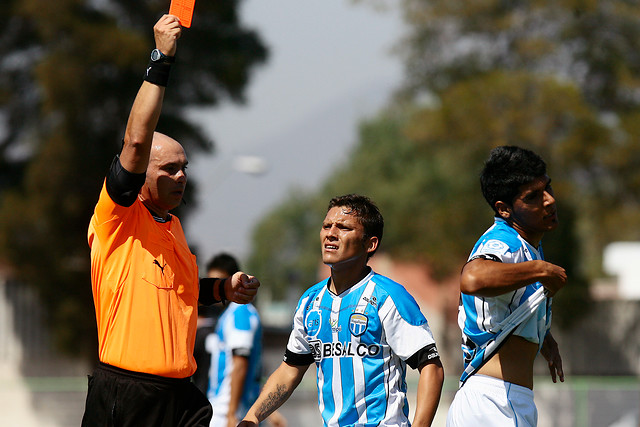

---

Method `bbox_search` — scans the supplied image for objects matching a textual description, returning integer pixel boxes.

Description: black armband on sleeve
[468,253,502,263]
[283,349,314,366]
[406,343,441,370]
[199,277,227,305]
[232,348,251,358]
[105,155,146,207]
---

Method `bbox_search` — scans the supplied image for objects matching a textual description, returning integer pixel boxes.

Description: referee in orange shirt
[81,15,259,426]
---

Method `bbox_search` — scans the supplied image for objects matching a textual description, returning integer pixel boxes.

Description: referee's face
[142,135,188,216]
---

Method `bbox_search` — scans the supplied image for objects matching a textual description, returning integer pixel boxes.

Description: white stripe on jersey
[354,281,376,424]
[314,286,329,419]
[379,297,404,421]
[328,295,343,426]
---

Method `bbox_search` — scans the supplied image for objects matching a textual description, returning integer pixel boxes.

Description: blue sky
[186,0,404,264]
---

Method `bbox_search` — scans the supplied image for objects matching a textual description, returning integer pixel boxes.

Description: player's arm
[121,15,181,174]
[540,332,564,383]
[411,359,444,427]
[461,257,567,297]
[226,354,249,427]
[238,361,309,426]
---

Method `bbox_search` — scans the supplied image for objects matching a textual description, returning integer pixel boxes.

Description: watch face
[151,49,163,62]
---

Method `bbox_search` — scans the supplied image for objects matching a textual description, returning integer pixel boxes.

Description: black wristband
[198,277,227,305]
[144,61,172,87]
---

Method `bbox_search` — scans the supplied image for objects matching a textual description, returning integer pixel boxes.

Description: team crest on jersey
[349,313,368,336]
[305,310,322,336]
[483,239,508,254]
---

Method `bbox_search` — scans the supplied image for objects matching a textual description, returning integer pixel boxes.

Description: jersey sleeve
[105,155,146,207]
[379,293,439,369]
[225,306,258,352]
[92,158,144,229]
[90,156,148,245]
[470,238,511,261]
[283,294,314,365]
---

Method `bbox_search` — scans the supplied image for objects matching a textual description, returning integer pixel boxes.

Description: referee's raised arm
[121,14,181,174]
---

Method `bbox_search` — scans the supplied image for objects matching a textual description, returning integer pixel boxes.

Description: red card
[169,0,196,28]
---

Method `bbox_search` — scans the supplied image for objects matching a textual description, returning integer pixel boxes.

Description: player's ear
[495,201,511,220]
[365,236,379,255]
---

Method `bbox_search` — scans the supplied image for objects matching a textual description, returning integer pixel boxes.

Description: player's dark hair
[480,145,547,214]
[205,253,240,277]
[328,194,384,258]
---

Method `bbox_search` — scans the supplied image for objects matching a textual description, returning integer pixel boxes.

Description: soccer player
[191,256,228,395]
[82,15,259,426]
[447,146,567,427]
[204,253,287,427]
[239,194,444,427]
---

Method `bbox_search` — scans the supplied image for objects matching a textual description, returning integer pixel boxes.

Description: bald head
[150,132,186,164]
[139,132,189,218]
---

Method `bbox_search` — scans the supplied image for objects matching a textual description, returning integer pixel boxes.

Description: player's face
[320,206,376,269]
[142,136,188,216]
[502,175,558,244]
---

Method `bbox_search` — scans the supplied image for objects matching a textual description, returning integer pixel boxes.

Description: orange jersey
[88,182,199,378]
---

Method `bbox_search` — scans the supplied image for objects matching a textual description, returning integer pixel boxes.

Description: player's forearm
[243,362,305,423]
[245,383,290,423]
[461,259,558,297]
[228,356,249,416]
[412,362,444,427]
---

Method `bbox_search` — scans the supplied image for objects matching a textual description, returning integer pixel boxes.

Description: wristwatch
[150,48,175,63]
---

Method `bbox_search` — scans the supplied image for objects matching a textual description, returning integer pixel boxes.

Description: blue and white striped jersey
[205,302,262,421]
[285,270,439,427]
[458,217,552,383]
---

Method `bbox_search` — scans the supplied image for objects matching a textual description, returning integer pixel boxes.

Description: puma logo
[153,260,166,275]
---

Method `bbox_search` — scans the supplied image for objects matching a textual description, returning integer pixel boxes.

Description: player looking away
[204,253,287,427]
[82,15,259,426]
[239,194,444,427]
[447,146,567,427]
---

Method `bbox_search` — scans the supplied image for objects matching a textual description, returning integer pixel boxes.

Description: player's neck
[510,221,543,248]
[329,265,371,295]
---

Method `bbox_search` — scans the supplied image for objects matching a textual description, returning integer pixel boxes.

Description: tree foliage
[248,1,640,326]
[398,0,640,110]
[0,0,267,357]
[396,0,640,276]
[248,193,326,300]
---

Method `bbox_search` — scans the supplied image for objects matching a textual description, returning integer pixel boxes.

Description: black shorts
[81,363,212,427]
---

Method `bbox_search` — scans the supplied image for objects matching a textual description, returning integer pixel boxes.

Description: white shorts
[209,412,227,427]
[446,374,537,427]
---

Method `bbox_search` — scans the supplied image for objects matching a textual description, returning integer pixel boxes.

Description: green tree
[249,2,640,316]
[398,0,640,109]
[248,71,605,324]
[397,0,640,277]
[0,0,267,357]
[248,193,326,300]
